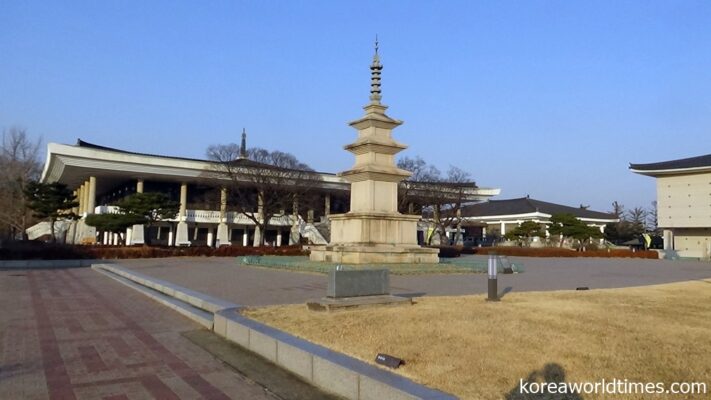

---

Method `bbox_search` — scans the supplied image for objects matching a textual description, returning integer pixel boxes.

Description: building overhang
[630,166,711,177]
[461,212,618,225]
[40,142,501,203]
[41,142,347,194]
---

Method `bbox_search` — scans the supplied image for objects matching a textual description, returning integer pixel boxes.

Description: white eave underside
[41,142,500,200]
[41,142,345,188]
[630,166,711,176]
[463,211,617,224]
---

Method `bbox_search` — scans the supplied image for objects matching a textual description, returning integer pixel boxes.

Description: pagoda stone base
[309,212,439,264]
[310,244,439,264]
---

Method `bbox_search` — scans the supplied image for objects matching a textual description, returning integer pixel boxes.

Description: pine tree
[24,181,79,243]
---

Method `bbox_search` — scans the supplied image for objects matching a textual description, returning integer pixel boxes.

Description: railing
[186,209,222,223]
[94,206,297,226]
[95,205,120,214]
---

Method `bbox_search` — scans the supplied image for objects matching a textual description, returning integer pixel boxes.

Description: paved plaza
[117,255,711,306]
[2,256,710,399]
[0,268,272,400]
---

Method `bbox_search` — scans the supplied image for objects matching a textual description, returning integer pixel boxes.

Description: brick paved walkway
[0,268,272,400]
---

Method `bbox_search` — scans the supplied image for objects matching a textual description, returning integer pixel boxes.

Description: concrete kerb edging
[0,259,97,269]
[215,308,457,400]
[93,266,214,329]
[91,263,458,400]
[92,263,237,313]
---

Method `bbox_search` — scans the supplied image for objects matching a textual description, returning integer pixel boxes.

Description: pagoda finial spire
[240,128,247,158]
[369,35,383,104]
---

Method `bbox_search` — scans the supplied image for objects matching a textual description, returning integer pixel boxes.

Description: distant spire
[369,35,383,104]
[240,128,247,158]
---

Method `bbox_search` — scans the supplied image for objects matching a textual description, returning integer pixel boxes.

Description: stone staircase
[26,220,73,241]
[298,219,328,245]
[314,219,331,243]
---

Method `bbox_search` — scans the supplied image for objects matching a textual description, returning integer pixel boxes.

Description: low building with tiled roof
[451,197,617,244]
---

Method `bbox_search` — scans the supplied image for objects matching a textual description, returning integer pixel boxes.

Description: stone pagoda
[310,41,439,264]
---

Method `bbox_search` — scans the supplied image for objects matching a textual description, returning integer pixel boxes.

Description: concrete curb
[94,266,213,329]
[92,263,238,313]
[0,259,96,269]
[92,263,458,400]
[215,308,457,400]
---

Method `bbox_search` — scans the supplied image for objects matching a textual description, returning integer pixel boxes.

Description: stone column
[253,190,264,246]
[72,190,79,214]
[242,229,249,247]
[276,230,282,247]
[87,176,96,214]
[82,180,90,216]
[455,209,463,245]
[168,225,174,246]
[216,187,230,246]
[130,223,145,245]
[77,185,84,215]
[207,226,214,247]
[77,180,97,244]
[175,183,190,246]
[431,206,442,245]
[500,221,506,236]
[79,183,86,215]
[290,197,300,245]
[324,194,331,216]
[663,229,674,251]
[252,226,261,247]
[130,179,146,245]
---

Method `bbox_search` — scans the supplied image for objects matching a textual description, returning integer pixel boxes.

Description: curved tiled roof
[460,197,615,220]
[75,139,332,174]
[629,154,711,171]
[76,139,211,162]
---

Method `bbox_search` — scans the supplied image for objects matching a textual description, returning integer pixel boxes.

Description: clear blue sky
[2,1,710,213]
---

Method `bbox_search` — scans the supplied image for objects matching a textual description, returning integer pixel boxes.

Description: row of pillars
[74,176,97,216]
[494,221,605,236]
[75,177,334,246]
[74,178,333,222]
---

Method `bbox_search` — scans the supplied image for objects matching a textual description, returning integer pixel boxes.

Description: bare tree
[427,166,473,245]
[398,156,475,245]
[626,207,648,235]
[0,127,42,240]
[610,201,625,219]
[206,144,322,246]
[397,156,440,213]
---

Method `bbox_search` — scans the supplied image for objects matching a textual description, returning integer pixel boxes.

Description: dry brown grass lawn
[244,280,711,400]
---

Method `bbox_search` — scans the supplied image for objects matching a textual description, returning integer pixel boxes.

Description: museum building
[631,153,711,258]
[29,135,499,246]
